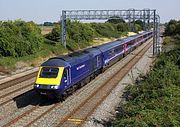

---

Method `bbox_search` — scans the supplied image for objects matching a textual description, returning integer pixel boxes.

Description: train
[34,31,153,99]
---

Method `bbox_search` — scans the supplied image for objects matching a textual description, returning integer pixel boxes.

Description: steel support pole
[153,10,156,55]
[147,10,150,30]
[133,9,135,32]
[61,11,66,48]
[143,10,146,31]
[156,15,160,55]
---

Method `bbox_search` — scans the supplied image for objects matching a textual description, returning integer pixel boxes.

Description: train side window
[121,45,123,49]
[109,50,113,57]
[63,70,67,79]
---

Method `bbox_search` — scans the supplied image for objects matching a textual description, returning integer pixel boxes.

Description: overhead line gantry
[60,9,160,55]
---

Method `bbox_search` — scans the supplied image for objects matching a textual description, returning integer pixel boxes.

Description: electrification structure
[60,9,160,55]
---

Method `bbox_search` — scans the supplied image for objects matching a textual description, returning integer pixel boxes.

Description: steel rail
[0,71,38,90]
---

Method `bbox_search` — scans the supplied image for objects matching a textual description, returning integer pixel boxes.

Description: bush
[174,34,180,45]
[91,23,118,38]
[117,23,128,33]
[111,47,180,127]
[165,20,180,36]
[0,20,43,57]
[46,20,96,44]
[45,20,140,46]
[45,24,60,42]
[163,36,174,45]
[66,20,95,43]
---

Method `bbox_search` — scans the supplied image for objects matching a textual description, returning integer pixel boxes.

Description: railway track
[0,39,153,127]
[0,78,36,107]
[0,70,38,90]
[55,41,153,127]
[1,79,94,127]
[0,68,38,108]
[1,99,57,127]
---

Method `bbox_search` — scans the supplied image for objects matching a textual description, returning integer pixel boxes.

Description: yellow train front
[34,58,71,98]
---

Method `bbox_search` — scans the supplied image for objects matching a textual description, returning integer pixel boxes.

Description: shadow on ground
[13,90,58,108]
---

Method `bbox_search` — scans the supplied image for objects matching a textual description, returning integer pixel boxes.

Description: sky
[0,0,179,23]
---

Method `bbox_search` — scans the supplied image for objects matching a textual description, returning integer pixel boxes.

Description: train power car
[34,31,153,99]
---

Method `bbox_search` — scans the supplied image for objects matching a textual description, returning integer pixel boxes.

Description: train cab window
[63,70,67,79]
[40,67,59,78]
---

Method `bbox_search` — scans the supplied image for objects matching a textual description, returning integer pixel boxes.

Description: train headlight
[54,85,58,89]
[50,85,59,89]
[35,84,40,88]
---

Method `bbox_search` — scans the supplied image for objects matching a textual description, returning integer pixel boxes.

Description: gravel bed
[11,103,56,127]
[29,40,152,127]
[0,90,43,126]
[83,43,155,127]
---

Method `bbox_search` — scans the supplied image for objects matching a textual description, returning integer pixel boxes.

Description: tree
[117,23,128,32]
[134,24,142,33]
[135,20,143,29]
[45,24,60,42]
[43,22,53,26]
[175,22,180,35]
[46,20,95,43]
[0,20,43,57]
[165,19,177,36]
[107,17,125,24]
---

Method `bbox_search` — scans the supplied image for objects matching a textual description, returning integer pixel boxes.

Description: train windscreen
[40,67,59,78]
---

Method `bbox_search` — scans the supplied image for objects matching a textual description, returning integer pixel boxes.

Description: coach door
[67,67,71,85]
[97,55,101,68]
[123,41,127,56]
[89,55,94,73]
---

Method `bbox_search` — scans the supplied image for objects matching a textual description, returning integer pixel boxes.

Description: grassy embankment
[110,36,180,127]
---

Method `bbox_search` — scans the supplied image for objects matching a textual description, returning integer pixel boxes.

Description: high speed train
[34,31,153,98]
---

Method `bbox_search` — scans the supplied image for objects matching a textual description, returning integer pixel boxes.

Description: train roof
[41,51,91,67]
[61,51,90,65]
[96,39,124,52]
[41,58,70,67]
[41,48,102,67]
[122,36,134,42]
[84,47,102,56]
[95,31,152,53]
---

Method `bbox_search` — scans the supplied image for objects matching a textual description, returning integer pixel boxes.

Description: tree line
[45,19,143,43]
[165,19,180,36]
[0,19,143,58]
[0,20,43,57]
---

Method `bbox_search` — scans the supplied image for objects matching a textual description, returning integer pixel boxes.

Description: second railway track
[0,77,36,107]
[0,70,38,90]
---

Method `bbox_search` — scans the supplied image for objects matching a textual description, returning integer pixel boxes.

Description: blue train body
[34,31,153,98]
